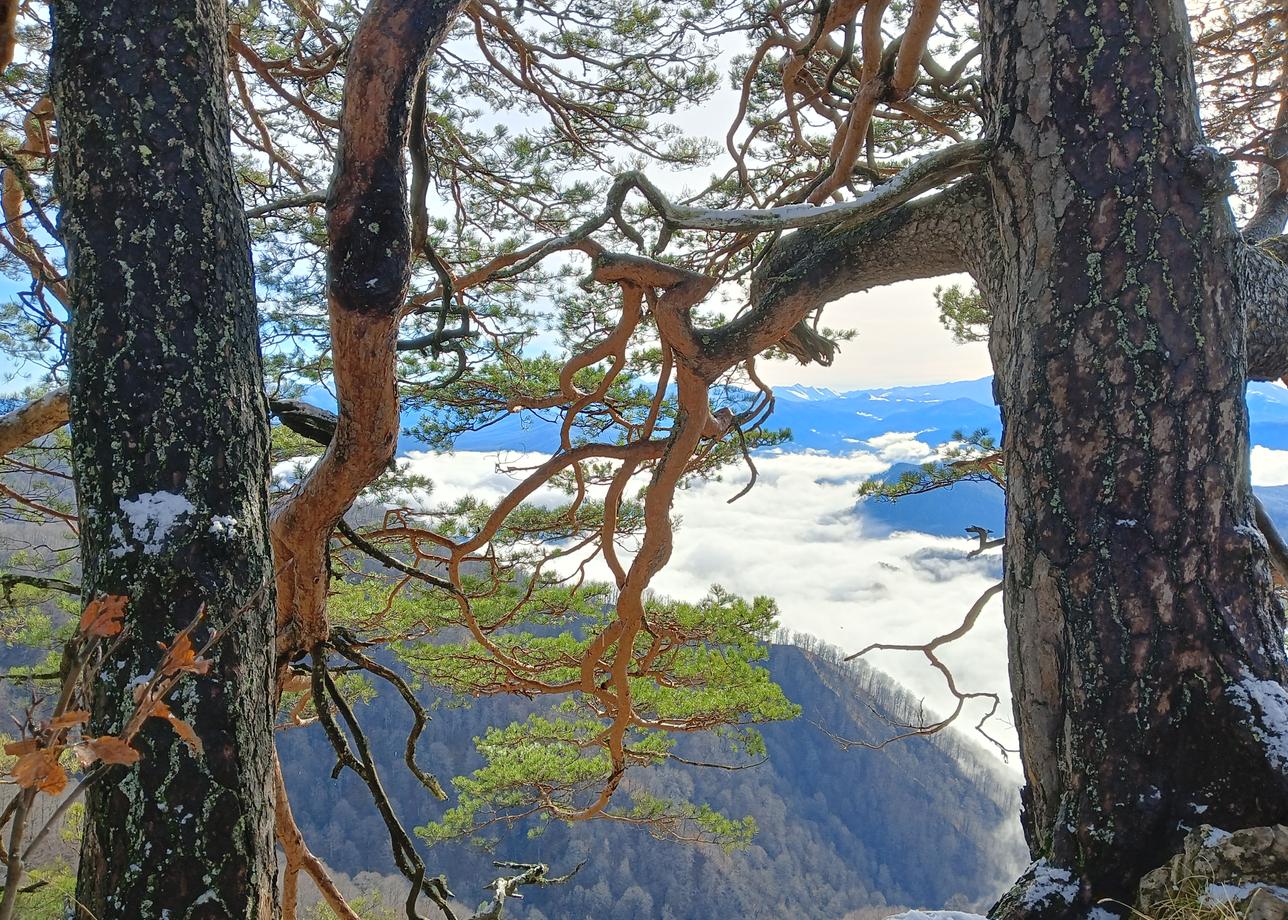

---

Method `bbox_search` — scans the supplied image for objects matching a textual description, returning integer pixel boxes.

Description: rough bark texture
[270,0,465,659]
[979,0,1288,916]
[52,2,278,916]
[1241,241,1288,381]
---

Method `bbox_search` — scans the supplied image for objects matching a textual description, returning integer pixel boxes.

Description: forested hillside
[277,636,1025,919]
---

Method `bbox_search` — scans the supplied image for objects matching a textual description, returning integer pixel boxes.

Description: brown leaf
[79,594,127,638]
[3,738,37,756]
[50,710,90,731]
[11,749,67,794]
[280,673,311,693]
[166,715,202,755]
[148,702,203,755]
[158,633,212,677]
[83,735,141,766]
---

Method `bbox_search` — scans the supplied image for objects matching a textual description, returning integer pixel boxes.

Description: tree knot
[1186,146,1238,200]
[778,320,839,366]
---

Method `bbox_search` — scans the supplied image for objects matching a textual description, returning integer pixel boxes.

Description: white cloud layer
[1252,446,1288,486]
[395,445,1015,762]
[864,431,938,463]
[311,415,1288,770]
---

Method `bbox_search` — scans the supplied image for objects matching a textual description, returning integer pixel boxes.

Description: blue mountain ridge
[858,465,1288,540]
[338,375,1288,453]
[421,377,1009,453]
[294,376,1288,535]
[836,379,1288,537]
[860,463,1007,539]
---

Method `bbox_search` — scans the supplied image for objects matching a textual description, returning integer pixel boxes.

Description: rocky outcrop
[1137,825,1288,920]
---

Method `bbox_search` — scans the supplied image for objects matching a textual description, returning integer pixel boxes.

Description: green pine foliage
[324,575,798,849]
[857,429,1002,503]
[934,284,991,344]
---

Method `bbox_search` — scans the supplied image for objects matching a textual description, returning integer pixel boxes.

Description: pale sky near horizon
[753,276,995,390]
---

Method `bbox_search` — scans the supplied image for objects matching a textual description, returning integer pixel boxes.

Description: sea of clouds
[384,431,1013,756]
[275,435,1288,764]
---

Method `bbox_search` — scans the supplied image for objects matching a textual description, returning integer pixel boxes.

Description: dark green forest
[277,637,1024,919]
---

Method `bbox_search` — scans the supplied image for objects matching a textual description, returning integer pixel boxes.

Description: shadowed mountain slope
[278,637,1026,919]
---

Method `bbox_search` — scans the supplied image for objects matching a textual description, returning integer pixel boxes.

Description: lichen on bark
[51,1,278,915]
[979,0,1288,916]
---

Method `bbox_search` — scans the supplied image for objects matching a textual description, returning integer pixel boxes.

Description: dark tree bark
[748,9,1288,910]
[52,2,278,916]
[977,0,1288,915]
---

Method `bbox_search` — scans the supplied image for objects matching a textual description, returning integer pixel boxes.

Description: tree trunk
[52,1,278,916]
[979,0,1288,915]
[269,0,465,659]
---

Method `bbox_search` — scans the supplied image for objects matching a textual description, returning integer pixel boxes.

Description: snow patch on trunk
[1229,675,1288,771]
[1020,860,1079,909]
[116,491,196,555]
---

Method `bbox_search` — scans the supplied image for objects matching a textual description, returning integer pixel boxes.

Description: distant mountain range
[859,463,1006,539]
[860,465,1288,540]
[277,638,1027,920]
[388,377,1003,453]
[759,376,1288,451]
[289,374,1288,455]
[300,374,1288,538]
[825,378,1288,537]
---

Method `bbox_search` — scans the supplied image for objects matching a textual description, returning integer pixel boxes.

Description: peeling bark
[52,1,277,916]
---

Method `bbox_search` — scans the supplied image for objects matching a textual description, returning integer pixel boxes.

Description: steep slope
[277,637,1026,919]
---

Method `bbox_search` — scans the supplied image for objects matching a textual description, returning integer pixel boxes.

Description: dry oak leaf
[280,673,312,693]
[82,735,141,766]
[70,742,95,768]
[49,710,90,731]
[158,633,212,677]
[11,749,67,795]
[148,702,203,755]
[3,738,37,756]
[80,594,127,638]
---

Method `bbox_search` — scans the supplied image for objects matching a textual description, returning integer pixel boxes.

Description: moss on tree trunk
[51,1,278,915]
[979,0,1288,916]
